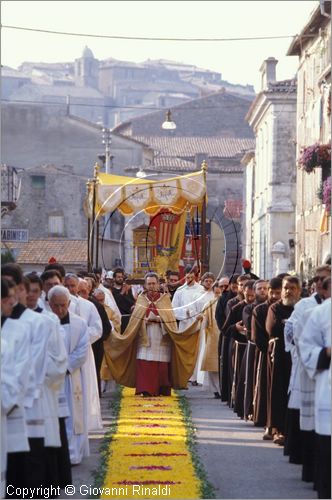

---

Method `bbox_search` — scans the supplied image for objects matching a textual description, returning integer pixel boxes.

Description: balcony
[1,164,21,217]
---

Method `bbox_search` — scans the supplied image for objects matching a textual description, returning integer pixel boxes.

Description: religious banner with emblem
[150,209,187,276]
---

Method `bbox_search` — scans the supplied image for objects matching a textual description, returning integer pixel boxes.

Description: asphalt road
[61,384,316,500]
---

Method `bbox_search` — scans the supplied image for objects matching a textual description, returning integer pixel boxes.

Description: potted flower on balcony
[323,176,331,214]
[298,143,331,173]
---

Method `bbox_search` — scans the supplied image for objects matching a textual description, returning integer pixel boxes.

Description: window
[48,215,65,236]
[31,175,45,189]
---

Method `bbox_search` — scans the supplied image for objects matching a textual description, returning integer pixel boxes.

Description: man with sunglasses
[284,265,330,484]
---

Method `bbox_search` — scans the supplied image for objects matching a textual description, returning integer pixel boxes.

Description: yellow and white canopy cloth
[86,169,206,218]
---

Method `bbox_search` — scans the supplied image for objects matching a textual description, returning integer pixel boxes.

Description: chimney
[259,57,278,91]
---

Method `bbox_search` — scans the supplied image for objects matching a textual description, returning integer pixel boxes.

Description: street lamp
[102,127,112,174]
[161,109,176,130]
[136,166,147,178]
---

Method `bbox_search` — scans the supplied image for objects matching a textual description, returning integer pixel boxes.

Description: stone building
[286,1,331,278]
[244,58,297,279]
[1,102,151,270]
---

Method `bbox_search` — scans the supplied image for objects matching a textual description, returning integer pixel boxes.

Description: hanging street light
[161,109,177,130]
[136,166,147,178]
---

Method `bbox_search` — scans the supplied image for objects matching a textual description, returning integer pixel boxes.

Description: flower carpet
[98,387,213,499]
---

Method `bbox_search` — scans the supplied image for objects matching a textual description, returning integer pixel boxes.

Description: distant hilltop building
[2,46,255,127]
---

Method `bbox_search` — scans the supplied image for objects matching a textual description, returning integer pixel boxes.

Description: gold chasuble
[103,293,201,389]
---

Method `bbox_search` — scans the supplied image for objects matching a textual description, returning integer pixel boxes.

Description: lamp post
[102,127,112,174]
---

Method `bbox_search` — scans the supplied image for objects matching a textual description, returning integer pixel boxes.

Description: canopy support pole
[200,160,209,275]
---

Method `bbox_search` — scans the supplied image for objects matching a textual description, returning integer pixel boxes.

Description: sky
[1,0,318,92]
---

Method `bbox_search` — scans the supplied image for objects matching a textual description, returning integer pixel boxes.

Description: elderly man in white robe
[299,291,331,500]
[1,277,31,498]
[49,285,90,466]
[2,265,52,495]
[64,273,103,431]
[26,272,69,489]
[284,265,330,482]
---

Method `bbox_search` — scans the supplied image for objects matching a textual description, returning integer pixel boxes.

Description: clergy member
[172,266,204,332]
[299,294,331,500]
[26,272,70,489]
[200,283,222,398]
[64,273,103,431]
[49,285,90,466]
[103,272,202,396]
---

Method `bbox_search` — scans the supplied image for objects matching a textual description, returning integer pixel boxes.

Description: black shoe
[214,392,221,399]
[191,381,199,386]
[140,391,151,397]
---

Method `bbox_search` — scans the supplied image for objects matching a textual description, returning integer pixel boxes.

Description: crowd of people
[1,259,330,499]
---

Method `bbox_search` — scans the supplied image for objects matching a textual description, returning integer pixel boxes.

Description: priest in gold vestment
[103,272,201,396]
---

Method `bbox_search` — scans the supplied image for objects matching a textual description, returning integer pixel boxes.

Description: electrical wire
[1,95,298,112]
[0,24,314,42]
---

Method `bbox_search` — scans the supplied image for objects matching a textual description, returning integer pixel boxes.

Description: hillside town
[1,1,331,499]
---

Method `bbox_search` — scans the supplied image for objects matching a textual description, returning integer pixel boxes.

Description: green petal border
[176,390,216,499]
[92,384,124,498]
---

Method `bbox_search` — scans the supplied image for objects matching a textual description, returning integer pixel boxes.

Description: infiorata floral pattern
[101,387,201,498]
[298,143,331,173]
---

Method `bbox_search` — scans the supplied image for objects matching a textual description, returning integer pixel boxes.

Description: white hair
[48,285,71,302]
[93,288,105,296]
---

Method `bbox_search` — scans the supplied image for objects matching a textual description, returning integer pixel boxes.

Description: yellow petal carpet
[98,387,213,499]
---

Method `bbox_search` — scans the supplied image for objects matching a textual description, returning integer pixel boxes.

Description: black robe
[220,300,248,406]
[89,296,112,396]
[111,286,136,333]
[251,301,271,427]
[266,300,294,433]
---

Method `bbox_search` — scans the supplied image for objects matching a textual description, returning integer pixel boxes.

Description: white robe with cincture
[194,289,215,384]
[60,312,89,464]
[71,295,103,431]
[299,298,331,436]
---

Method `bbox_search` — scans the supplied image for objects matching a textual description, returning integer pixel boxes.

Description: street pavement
[61,384,316,499]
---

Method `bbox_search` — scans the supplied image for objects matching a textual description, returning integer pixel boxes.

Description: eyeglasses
[313,276,327,283]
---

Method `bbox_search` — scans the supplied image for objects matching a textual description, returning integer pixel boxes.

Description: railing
[1,164,21,216]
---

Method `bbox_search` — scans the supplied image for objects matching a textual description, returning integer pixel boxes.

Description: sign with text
[1,228,29,242]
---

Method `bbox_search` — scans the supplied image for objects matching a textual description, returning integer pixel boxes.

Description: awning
[85,167,206,218]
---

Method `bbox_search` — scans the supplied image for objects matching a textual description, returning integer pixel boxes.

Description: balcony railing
[1,164,21,216]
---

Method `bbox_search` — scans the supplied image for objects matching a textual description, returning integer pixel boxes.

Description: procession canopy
[85,166,207,218]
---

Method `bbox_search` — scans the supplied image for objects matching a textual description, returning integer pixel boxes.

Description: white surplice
[136,307,171,362]
[1,317,31,455]
[38,309,68,447]
[7,308,51,442]
[60,312,89,464]
[71,295,103,431]
[285,294,321,430]
[1,331,28,497]
[172,282,205,331]
[299,298,331,436]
